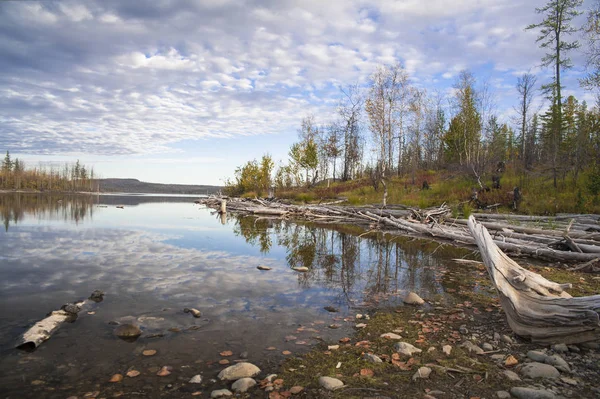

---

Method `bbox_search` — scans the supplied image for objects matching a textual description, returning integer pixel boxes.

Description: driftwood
[467,216,600,344]
[197,196,600,264]
[17,290,104,350]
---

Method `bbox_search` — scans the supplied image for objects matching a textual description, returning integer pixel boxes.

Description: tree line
[225,0,600,201]
[0,151,97,192]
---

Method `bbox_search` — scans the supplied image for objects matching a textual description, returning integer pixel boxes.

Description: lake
[0,193,472,398]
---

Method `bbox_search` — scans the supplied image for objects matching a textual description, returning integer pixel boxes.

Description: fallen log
[467,216,600,344]
[16,290,104,350]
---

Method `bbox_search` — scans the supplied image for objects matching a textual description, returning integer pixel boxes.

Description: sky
[0,0,596,186]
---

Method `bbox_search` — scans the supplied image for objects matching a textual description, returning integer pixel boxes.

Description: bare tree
[515,73,538,169]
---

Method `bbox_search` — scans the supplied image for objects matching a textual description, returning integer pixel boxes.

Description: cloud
[0,0,587,160]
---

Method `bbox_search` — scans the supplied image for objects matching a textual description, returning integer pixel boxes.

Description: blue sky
[0,0,595,185]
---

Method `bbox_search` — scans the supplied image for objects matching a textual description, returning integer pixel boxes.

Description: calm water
[0,193,470,398]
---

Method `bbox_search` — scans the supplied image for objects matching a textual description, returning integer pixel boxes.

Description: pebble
[552,343,568,353]
[257,266,272,271]
[211,389,233,398]
[231,377,256,393]
[292,267,309,272]
[483,342,494,351]
[501,334,514,344]
[505,355,519,366]
[218,362,261,381]
[527,351,548,362]
[403,292,425,305]
[560,376,578,386]
[184,308,201,318]
[394,342,422,356]
[189,375,202,384]
[502,370,521,381]
[109,374,123,383]
[442,345,452,356]
[380,332,402,340]
[460,341,484,355]
[114,324,142,339]
[324,306,339,312]
[319,376,344,390]
[142,349,157,356]
[510,387,556,399]
[545,354,570,372]
[356,323,367,328]
[328,345,339,350]
[520,362,560,379]
[157,366,172,377]
[497,391,511,399]
[290,386,303,394]
[411,366,432,381]
[126,370,140,378]
[363,353,383,363]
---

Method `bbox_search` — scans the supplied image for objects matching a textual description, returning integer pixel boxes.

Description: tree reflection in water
[232,214,468,309]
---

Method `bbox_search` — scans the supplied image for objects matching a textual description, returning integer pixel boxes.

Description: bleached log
[17,291,104,350]
[467,216,600,344]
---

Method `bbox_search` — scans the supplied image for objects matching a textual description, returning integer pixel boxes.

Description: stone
[292,267,309,272]
[442,345,452,356]
[126,370,140,378]
[363,353,383,363]
[491,354,505,361]
[184,308,201,318]
[380,332,402,340]
[581,342,600,349]
[460,341,484,355]
[356,323,367,328]
[328,345,339,350]
[189,375,202,384]
[411,366,432,381]
[545,354,570,373]
[324,306,339,312]
[527,351,549,362]
[403,292,425,305]
[318,376,344,390]
[114,324,142,339]
[257,266,271,271]
[510,387,556,399]
[142,349,157,356]
[394,342,422,356]
[552,343,568,353]
[493,332,501,342]
[218,362,261,381]
[265,374,277,382]
[356,314,364,319]
[290,386,303,394]
[231,378,256,393]
[502,370,521,381]
[560,376,578,386]
[210,389,233,398]
[496,391,511,399]
[109,374,123,383]
[520,362,560,379]
[483,343,494,351]
[501,334,514,344]
[157,366,172,377]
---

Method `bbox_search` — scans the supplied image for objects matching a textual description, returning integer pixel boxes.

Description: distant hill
[97,178,222,195]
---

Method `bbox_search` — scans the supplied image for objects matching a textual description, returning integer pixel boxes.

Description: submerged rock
[184,308,201,318]
[114,324,141,340]
[217,362,261,381]
[324,306,339,313]
[89,290,104,302]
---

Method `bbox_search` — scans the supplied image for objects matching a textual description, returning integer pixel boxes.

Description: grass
[274,167,600,215]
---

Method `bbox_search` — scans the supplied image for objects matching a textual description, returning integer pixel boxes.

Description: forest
[225,1,600,214]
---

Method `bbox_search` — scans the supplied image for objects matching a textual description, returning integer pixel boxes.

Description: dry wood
[467,216,600,344]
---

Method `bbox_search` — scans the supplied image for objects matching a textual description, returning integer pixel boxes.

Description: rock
[545,354,570,373]
[483,343,494,351]
[510,387,556,399]
[527,350,549,362]
[567,345,580,353]
[520,362,560,379]
[328,345,339,350]
[231,377,256,393]
[460,341,484,355]
[581,342,600,349]
[560,376,578,386]
[497,391,511,399]
[380,332,402,340]
[356,323,367,328]
[157,366,172,377]
[189,375,202,384]
[403,292,425,305]
[257,266,272,271]
[217,362,261,381]
[318,376,344,390]
[265,374,277,382]
[394,342,422,356]
[411,366,432,381]
[493,332,501,342]
[501,334,514,344]
[552,343,568,353]
[491,354,505,361]
[292,267,309,272]
[114,324,141,339]
[505,355,519,367]
[126,370,140,378]
[363,353,383,363]
[442,345,452,356]
[290,386,303,394]
[109,374,123,382]
[427,347,436,353]
[211,389,233,398]
[142,349,157,356]
[184,308,201,318]
[356,314,364,319]
[502,370,521,381]
[89,290,104,302]
[324,306,339,312]
[459,325,469,335]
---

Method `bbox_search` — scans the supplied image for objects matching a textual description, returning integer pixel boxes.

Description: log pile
[467,216,600,344]
[197,196,600,264]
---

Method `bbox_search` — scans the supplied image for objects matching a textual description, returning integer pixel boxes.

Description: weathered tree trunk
[17,291,104,350]
[467,216,600,344]
[219,200,227,214]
